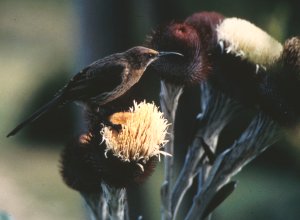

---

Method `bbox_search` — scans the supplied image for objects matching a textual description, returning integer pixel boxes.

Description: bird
[149,11,300,127]
[7,46,183,137]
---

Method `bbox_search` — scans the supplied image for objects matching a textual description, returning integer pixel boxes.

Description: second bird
[7,46,182,137]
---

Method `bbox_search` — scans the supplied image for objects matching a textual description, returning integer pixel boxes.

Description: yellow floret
[101,101,170,162]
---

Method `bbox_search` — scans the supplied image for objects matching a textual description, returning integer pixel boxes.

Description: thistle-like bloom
[61,101,170,190]
[149,11,300,127]
[101,101,170,168]
[216,17,283,67]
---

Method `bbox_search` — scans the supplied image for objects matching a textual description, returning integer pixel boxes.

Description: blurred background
[1,0,300,219]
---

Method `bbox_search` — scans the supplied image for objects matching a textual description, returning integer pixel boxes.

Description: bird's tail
[6,96,64,137]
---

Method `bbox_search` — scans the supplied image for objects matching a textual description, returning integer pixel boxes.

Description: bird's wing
[62,62,126,101]
[6,62,126,137]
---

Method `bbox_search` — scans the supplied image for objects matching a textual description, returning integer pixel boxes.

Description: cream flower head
[217,17,283,67]
[101,101,170,163]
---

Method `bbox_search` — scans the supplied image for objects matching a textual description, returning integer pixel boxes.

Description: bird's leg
[85,104,122,132]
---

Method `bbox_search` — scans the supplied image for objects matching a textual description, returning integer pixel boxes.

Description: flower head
[217,17,283,67]
[101,101,170,163]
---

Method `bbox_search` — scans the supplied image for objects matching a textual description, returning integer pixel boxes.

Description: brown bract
[283,37,300,73]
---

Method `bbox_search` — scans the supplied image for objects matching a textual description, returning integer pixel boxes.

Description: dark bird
[149,11,300,127]
[7,46,183,137]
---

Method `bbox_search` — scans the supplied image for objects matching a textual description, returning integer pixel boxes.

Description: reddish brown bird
[149,11,300,127]
[7,46,182,137]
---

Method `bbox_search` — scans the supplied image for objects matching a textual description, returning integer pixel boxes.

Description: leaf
[202,181,237,218]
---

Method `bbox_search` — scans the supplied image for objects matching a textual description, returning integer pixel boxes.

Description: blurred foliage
[0,211,12,220]
[215,165,300,220]
[16,68,76,145]
[1,0,300,220]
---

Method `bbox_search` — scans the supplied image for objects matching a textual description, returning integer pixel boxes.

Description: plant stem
[101,183,128,220]
[160,80,183,220]
[81,192,108,220]
[185,113,280,220]
[170,82,240,219]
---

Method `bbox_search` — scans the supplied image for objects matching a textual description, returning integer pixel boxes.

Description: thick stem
[160,80,183,220]
[198,165,212,220]
[185,113,281,220]
[171,82,241,219]
[170,136,203,219]
[101,184,128,220]
[81,192,108,220]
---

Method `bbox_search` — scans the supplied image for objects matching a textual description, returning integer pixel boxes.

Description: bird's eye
[147,53,155,59]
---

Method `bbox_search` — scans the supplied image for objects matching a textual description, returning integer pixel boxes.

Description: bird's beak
[158,51,184,57]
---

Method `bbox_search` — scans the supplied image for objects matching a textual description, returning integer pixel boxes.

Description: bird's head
[125,46,183,71]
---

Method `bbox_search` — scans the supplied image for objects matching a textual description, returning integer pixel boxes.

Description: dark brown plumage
[7,46,182,137]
